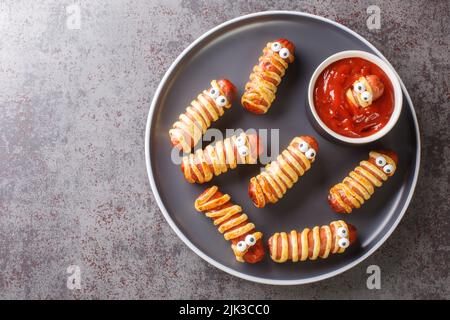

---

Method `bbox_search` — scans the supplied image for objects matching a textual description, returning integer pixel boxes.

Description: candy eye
[238,145,249,157]
[383,164,394,174]
[305,148,316,160]
[279,48,290,59]
[298,141,309,153]
[271,42,281,52]
[236,241,247,252]
[215,95,228,107]
[361,91,372,102]
[338,238,350,249]
[235,136,246,147]
[208,87,219,99]
[375,156,386,167]
[337,227,348,238]
[354,82,365,93]
[245,234,256,246]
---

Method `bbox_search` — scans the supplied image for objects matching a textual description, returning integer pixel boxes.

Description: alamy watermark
[170,128,280,166]
[366,265,381,289]
[366,5,381,30]
[67,265,81,290]
[66,4,81,30]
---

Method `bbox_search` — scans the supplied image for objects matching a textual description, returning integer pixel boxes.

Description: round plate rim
[144,10,421,285]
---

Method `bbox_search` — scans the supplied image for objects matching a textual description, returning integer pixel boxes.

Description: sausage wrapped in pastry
[194,186,265,263]
[169,79,237,153]
[181,132,263,184]
[241,39,295,114]
[268,220,356,263]
[248,136,318,208]
[328,150,398,214]
[346,75,384,109]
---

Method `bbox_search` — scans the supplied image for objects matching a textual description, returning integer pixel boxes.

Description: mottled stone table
[1,0,448,299]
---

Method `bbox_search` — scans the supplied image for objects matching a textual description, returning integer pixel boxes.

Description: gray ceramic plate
[145,11,420,285]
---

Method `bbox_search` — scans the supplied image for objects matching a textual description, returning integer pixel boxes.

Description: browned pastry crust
[181,132,262,184]
[194,186,265,263]
[169,79,236,152]
[328,150,398,214]
[268,220,357,263]
[241,39,295,114]
[248,135,318,208]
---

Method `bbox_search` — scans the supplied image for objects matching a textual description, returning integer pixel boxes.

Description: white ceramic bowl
[307,50,403,144]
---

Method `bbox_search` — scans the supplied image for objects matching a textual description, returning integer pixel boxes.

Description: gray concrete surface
[0,0,448,299]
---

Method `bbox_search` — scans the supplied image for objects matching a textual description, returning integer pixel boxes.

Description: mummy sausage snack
[194,186,265,263]
[328,150,398,214]
[181,132,263,184]
[268,220,357,263]
[169,79,237,153]
[346,75,385,109]
[248,136,318,208]
[241,39,295,114]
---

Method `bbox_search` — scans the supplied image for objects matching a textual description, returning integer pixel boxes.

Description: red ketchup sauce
[313,57,394,138]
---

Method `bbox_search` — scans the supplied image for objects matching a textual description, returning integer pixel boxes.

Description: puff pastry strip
[169,79,236,153]
[328,150,398,214]
[268,220,357,263]
[181,132,262,184]
[194,186,265,263]
[241,39,295,114]
[248,135,318,208]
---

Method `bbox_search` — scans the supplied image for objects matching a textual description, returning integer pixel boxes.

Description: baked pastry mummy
[194,186,265,263]
[241,39,295,114]
[268,220,357,263]
[346,75,384,109]
[169,79,237,153]
[248,136,318,208]
[328,150,398,214]
[181,132,263,184]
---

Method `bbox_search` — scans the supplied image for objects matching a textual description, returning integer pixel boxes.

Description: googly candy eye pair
[353,81,373,102]
[270,42,291,59]
[298,140,316,160]
[208,87,228,107]
[347,75,385,109]
[236,234,257,253]
[235,135,250,157]
[336,226,350,249]
[375,156,394,174]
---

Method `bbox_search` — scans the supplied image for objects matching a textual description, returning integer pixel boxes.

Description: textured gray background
[0,0,448,300]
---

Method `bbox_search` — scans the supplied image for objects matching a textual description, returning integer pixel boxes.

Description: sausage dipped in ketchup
[314,57,394,138]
